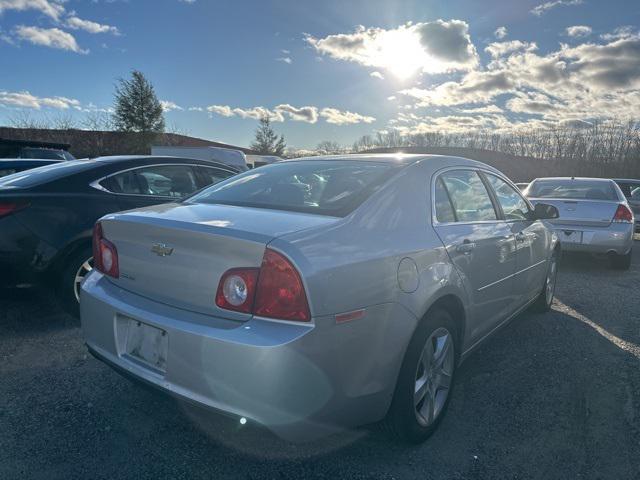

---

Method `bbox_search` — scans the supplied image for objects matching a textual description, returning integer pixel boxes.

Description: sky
[1,0,639,150]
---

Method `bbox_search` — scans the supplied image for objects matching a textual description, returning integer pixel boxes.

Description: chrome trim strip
[477,259,547,292]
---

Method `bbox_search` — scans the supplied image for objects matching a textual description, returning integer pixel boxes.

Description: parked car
[525,177,634,269]
[0,158,64,178]
[0,137,75,160]
[515,182,529,191]
[81,154,560,443]
[613,179,640,232]
[0,155,238,314]
[151,146,248,171]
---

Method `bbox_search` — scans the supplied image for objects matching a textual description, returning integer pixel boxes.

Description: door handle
[456,240,476,254]
[515,232,526,242]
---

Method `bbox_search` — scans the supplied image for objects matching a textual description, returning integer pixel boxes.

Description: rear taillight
[613,204,633,223]
[92,222,119,278]
[216,248,311,322]
[215,268,259,313]
[0,202,29,219]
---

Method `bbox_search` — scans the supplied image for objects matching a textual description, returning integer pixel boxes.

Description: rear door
[432,169,517,343]
[484,173,549,304]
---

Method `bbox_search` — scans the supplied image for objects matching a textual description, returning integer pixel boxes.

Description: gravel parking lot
[1,239,639,480]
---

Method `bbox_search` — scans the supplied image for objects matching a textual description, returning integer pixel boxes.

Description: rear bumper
[552,222,634,255]
[80,272,416,442]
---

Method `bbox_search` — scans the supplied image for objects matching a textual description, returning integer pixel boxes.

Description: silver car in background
[613,178,640,233]
[81,155,560,443]
[526,177,634,269]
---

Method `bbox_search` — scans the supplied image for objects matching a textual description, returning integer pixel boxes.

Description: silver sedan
[526,177,634,270]
[81,155,560,443]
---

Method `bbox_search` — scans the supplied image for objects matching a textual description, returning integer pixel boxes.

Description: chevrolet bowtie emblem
[151,243,174,257]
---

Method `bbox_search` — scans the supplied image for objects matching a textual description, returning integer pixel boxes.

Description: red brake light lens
[613,204,633,223]
[92,222,119,278]
[254,249,310,322]
[215,249,311,322]
[0,202,29,219]
[215,268,259,313]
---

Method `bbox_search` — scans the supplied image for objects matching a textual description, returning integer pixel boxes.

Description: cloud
[494,26,507,39]
[276,56,292,64]
[306,20,478,78]
[66,15,119,35]
[0,0,65,21]
[14,25,87,53]
[206,104,373,125]
[319,108,375,125]
[274,104,318,123]
[485,40,537,58]
[160,100,183,112]
[394,30,640,133]
[207,105,284,122]
[370,71,384,79]
[0,90,81,109]
[530,0,582,16]
[566,25,592,38]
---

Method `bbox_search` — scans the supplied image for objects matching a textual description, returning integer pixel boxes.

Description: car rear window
[528,179,619,201]
[188,160,403,216]
[0,159,96,188]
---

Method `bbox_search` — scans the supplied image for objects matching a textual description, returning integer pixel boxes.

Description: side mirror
[534,203,559,220]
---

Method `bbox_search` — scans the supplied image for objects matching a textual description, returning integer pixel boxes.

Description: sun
[374,28,446,80]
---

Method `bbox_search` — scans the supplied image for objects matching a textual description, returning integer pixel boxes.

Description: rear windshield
[528,179,619,201]
[0,159,95,188]
[188,160,403,216]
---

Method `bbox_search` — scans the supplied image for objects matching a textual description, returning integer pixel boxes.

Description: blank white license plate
[125,320,168,373]
[559,230,583,244]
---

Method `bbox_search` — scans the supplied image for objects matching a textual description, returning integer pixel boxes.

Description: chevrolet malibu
[81,155,560,443]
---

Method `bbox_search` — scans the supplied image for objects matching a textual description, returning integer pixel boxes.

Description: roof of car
[612,178,640,183]
[287,153,493,168]
[532,177,615,183]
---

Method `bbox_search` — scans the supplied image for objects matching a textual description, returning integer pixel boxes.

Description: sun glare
[378,29,433,80]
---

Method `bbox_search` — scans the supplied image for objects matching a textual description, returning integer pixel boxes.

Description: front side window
[102,165,199,198]
[197,166,234,188]
[485,174,531,221]
[439,170,497,222]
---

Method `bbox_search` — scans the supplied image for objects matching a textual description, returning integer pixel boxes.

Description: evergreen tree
[113,70,165,134]
[250,116,286,156]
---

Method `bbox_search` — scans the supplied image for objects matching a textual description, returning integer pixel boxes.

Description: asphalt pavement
[1,240,639,479]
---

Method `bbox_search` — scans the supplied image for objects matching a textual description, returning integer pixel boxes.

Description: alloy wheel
[414,327,455,427]
[73,257,93,303]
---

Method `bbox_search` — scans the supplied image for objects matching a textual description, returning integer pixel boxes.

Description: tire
[610,250,632,270]
[531,249,559,313]
[58,246,93,318]
[384,308,458,443]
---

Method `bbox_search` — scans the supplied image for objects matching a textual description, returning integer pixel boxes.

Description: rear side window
[439,170,497,222]
[529,179,618,201]
[102,165,200,198]
[434,177,456,223]
[189,160,402,217]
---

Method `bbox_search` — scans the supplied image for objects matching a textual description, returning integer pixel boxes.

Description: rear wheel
[610,250,632,270]
[58,246,93,317]
[385,308,457,443]
[531,250,558,313]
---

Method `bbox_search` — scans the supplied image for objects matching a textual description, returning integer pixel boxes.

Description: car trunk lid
[529,198,620,227]
[99,202,338,318]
